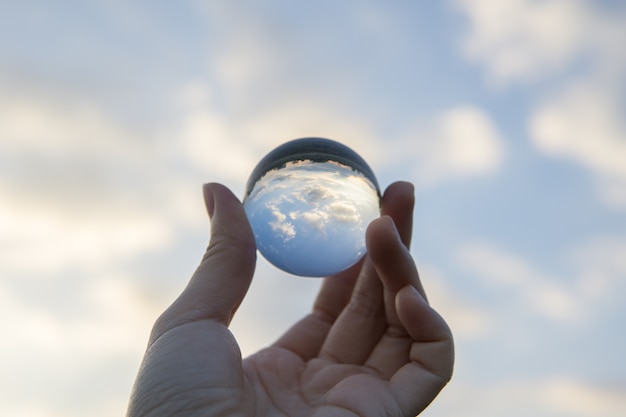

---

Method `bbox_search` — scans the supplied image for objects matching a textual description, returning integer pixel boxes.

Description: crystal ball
[243,137,381,277]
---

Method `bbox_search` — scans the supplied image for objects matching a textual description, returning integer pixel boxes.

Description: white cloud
[434,377,626,417]
[530,81,626,209]
[176,105,259,186]
[172,1,386,173]
[292,209,328,232]
[0,83,202,417]
[456,0,626,209]
[456,242,581,322]
[0,90,178,274]
[400,106,505,186]
[212,27,285,100]
[0,271,158,417]
[0,198,171,275]
[454,0,589,83]
[250,160,380,235]
[540,377,626,417]
[173,79,383,191]
[269,208,296,240]
[1,276,155,355]
[240,99,382,167]
[0,83,216,240]
[531,84,626,176]
[0,92,148,161]
[327,201,360,223]
[435,107,505,173]
[299,183,338,205]
[419,264,494,340]
[187,3,383,166]
[456,236,626,325]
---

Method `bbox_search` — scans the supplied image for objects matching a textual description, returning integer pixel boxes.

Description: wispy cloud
[418,264,494,341]
[437,377,626,417]
[455,0,626,209]
[455,236,626,325]
[0,90,177,274]
[454,0,590,83]
[530,79,626,209]
[456,242,581,322]
[393,105,506,187]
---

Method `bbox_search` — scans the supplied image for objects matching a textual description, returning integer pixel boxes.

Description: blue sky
[1,1,625,416]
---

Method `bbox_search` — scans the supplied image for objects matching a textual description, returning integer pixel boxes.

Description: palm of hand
[242,261,452,417]
[127,182,453,417]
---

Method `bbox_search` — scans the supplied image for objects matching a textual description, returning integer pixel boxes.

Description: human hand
[126,181,454,417]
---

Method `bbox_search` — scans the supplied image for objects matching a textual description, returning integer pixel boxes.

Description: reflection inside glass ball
[243,138,380,277]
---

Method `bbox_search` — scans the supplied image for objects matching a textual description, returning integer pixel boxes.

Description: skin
[127,181,454,417]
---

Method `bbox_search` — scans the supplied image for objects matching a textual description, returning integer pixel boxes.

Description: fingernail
[405,283,428,304]
[202,183,215,219]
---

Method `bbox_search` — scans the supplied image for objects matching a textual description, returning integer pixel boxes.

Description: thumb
[150,183,257,343]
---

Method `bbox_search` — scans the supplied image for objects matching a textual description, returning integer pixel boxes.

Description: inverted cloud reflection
[244,160,380,276]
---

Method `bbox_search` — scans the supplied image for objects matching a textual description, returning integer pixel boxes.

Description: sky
[1,1,625,416]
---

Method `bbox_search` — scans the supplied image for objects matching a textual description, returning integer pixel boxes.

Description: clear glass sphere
[243,138,381,277]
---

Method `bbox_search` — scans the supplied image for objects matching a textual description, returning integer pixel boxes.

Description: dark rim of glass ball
[244,137,381,201]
